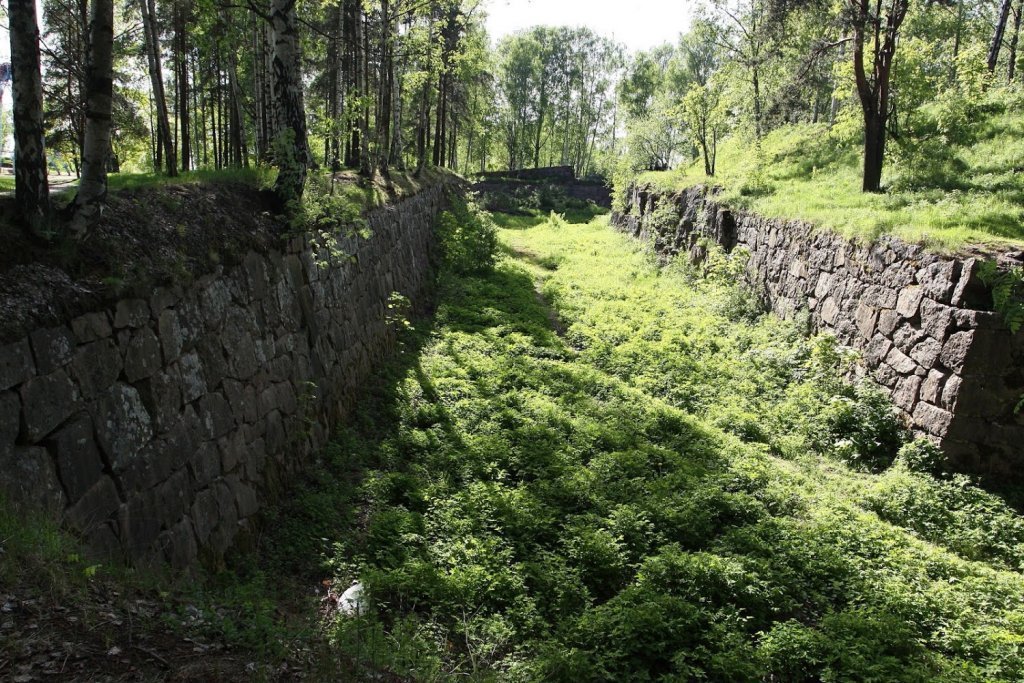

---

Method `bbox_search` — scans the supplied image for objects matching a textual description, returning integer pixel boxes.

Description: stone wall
[613,184,1024,479]
[0,182,451,567]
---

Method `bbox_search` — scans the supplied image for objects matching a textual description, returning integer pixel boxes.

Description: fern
[978,260,1024,334]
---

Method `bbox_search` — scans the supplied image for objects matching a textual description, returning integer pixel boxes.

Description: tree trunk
[270,0,311,203]
[139,0,176,175]
[990,0,1014,72]
[1009,6,1022,81]
[9,0,52,239]
[70,0,115,235]
[176,2,191,172]
[862,111,886,193]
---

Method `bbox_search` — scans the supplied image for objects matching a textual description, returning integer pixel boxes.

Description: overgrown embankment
[255,210,1024,681]
[614,182,1024,481]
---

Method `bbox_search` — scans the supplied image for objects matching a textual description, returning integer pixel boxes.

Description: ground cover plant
[261,208,1024,681]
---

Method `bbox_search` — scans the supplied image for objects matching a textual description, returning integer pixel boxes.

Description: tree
[710,0,778,140]
[270,0,311,203]
[849,0,910,192]
[10,0,52,238]
[69,0,115,235]
[682,81,727,176]
[989,0,1013,72]
[138,0,176,175]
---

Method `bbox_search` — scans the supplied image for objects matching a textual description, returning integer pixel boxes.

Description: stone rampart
[613,183,1024,478]
[0,182,450,567]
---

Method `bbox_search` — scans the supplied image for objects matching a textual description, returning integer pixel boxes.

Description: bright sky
[484,0,695,53]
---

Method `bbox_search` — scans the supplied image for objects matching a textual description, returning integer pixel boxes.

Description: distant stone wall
[472,166,613,208]
[0,182,451,567]
[613,184,1024,479]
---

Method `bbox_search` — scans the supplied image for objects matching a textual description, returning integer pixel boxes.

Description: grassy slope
[636,106,1024,253]
[271,212,1024,680]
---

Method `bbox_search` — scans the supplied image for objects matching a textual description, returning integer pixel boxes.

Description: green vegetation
[256,210,1024,680]
[632,90,1024,251]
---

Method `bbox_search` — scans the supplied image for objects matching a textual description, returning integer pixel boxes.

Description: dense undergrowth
[266,206,1024,680]
[5,200,1024,680]
[629,85,1024,252]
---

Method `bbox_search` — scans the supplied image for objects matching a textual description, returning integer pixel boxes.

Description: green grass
[263,211,1024,680]
[0,176,14,192]
[636,97,1024,253]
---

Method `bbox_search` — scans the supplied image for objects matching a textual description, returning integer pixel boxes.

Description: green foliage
[262,212,1024,680]
[978,260,1024,334]
[435,193,499,275]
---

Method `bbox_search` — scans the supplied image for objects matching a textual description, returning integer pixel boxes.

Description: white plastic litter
[337,581,365,616]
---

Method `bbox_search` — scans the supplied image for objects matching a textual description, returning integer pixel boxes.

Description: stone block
[0,391,20,447]
[920,299,954,342]
[30,326,75,374]
[114,299,151,329]
[912,402,954,436]
[47,413,105,503]
[884,347,918,375]
[71,312,113,344]
[819,297,840,326]
[893,374,922,412]
[910,337,942,369]
[864,334,893,367]
[178,352,208,403]
[153,468,193,528]
[941,374,962,410]
[158,308,184,363]
[150,286,182,316]
[0,446,66,513]
[877,309,899,337]
[226,475,260,519]
[895,285,923,319]
[920,369,946,404]
[219,429,246,475]
[916,261,957,303]
[939,331,974,373]
[71,339,123,399]
[243,437,267,484]
[160,517,198,569]
[196,337,228,390]
[137,366,183,434]
[198,392,234,440]
[191,488,219,545]
[200,279,232,330]
[0,338,36,391]
[855,303,877,340]
[20,369,80,442]
[64,476,120,532]
[92,383,153,469]
[189,441,222,487]
[124,327,163,383]
[893,324,925,351]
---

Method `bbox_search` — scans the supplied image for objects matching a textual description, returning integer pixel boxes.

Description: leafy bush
[435,193,498,274]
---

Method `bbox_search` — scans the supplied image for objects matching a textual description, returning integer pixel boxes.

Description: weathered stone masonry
[614,184,1024,479]
[0,182,450,567]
